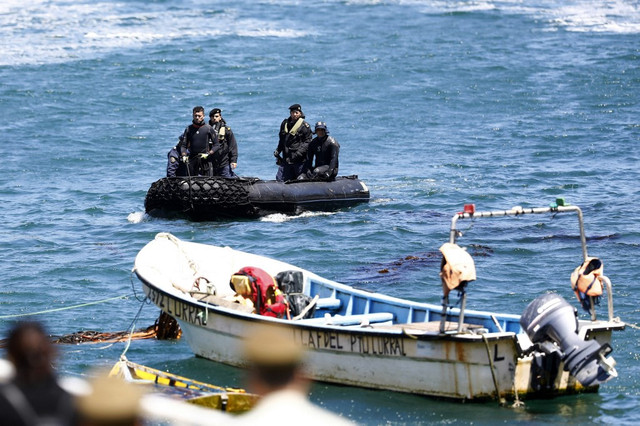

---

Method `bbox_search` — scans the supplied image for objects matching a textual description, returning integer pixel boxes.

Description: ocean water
[1,0,639,424]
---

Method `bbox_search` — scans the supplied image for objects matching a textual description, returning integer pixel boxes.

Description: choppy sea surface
[1,0,639,424]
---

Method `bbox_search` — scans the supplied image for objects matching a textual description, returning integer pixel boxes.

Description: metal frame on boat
[133,202,625,402]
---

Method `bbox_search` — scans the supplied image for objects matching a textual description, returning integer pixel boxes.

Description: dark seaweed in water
[373,244,493,275]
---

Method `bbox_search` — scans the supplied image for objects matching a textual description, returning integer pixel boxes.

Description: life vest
[284,118,304,135]
[570,257,603,312]
[230,267,288,318]
[439,243,476,298]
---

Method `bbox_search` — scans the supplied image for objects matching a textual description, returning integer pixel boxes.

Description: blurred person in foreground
[233,325,354,426]
[75,374,144,426]
[0,321,76,426]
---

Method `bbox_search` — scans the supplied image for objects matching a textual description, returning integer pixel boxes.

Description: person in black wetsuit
[274,104,313,182]
[177,106,214,176]
[299,121,340,181]
[208,108,238,178]
[0,321,76,426]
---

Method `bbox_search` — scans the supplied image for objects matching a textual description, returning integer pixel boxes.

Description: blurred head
[6,321,56,382]
[242,325,307,395]
[75,374,145,426]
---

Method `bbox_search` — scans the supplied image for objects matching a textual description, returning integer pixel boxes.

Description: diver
[177,106,214,176]
[298,121,339,181]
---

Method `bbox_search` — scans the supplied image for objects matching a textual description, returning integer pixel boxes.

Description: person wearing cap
[207,107,239,178]
[299,121,340,181]
[274,104,313,182]
[233,326,354,426]
[176,106,215,176]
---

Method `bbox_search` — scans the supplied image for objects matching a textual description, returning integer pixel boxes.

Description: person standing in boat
[274,103,312,182]
[177,106,214,176]
[207,108,238,178]
[298,121,340,181]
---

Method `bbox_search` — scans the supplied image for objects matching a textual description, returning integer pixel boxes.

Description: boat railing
[445,202,617,333]
[600,275,615,322]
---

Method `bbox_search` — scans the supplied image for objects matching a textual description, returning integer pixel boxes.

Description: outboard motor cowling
[520,293,617,387]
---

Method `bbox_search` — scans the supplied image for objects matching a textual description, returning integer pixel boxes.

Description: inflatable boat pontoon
[144,175,370,220]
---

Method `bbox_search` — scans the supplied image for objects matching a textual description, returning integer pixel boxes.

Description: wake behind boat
[133,202,625,402]
[144,175,370,220]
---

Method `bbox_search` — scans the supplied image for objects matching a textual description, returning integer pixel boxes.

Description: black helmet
[314,121,328,134]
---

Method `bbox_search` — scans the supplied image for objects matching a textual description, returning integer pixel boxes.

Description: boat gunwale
[135,269,523,343]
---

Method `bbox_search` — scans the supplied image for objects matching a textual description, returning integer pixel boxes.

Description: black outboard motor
[520,293,617,387]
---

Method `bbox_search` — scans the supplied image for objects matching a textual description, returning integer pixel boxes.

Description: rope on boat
[292,295,319,321]
[119,298,148,357]
[162,232,200,277]
[482,335,506,406]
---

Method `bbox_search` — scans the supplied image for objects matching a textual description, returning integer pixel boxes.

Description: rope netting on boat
[145,177,252,214]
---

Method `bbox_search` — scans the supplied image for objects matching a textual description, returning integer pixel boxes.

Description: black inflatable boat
[144,175,370,220]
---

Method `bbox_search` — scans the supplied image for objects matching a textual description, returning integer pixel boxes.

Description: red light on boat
[463,204,475,214]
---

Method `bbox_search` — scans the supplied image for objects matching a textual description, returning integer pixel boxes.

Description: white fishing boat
[132,202,625,402]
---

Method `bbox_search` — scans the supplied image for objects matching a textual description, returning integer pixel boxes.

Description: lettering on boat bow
[148,288,206,326]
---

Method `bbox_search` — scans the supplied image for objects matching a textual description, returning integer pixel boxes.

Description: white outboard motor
[520,293,617,387]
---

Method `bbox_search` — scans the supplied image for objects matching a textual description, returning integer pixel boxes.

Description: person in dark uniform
[299,121,340,181]
[208,108,238,178]
[274,104,313,182]
[0,321,76,426]
[166,143,187,177]
[177,106,214,176]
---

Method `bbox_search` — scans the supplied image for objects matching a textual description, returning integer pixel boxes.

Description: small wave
[544,0,640,34]
[260,211,336,223]
[127,211,147,224]
[378,0,640,34]
[0,1,312,66]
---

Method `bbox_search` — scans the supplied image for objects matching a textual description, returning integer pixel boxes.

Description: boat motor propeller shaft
[520,293,617,387]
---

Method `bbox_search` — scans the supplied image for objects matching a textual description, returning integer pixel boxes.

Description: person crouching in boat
[298,121,339,181]
[166,141,188,177]
[207,108,238,179]
[177,106,214,176]
[274,103,313,182]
